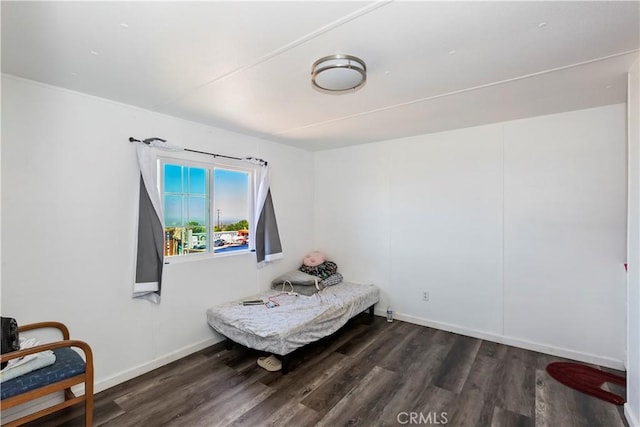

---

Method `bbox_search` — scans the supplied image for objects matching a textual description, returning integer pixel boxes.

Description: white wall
[626,57,640,427]
[0,75,314,392]
[503,107,627,363]
[314,104,628,368]
[1,70,632,409]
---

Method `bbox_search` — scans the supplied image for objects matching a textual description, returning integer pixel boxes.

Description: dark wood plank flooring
[27,315,628,426]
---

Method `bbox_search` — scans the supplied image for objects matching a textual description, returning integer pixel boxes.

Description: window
[159,157,252,258]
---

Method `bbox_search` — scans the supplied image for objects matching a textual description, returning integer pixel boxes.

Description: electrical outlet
[422,291,429,302]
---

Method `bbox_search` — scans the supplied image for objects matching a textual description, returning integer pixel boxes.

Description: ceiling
[2,1,639,151]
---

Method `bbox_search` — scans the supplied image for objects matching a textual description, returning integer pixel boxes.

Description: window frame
[157,152,255,262]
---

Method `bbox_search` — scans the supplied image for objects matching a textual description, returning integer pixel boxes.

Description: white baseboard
[6,313,626,423]
[374,310,625,370]
[93,336,222,394]
[626,404,640,427]
[1,337,223,422]
[0,394,65,424]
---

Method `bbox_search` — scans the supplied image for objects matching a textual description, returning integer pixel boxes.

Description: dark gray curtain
[255,188,282,265]
[254,165,283,266]
[133,177,163,303]
[132,142,166,303]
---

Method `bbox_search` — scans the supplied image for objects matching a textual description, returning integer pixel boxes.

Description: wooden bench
[0,322,93,426]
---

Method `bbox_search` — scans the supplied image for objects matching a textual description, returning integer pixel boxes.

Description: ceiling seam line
[151,0,394,111]
[274,48,640,136]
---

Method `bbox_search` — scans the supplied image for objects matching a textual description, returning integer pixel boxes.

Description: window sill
[164,249,253,264]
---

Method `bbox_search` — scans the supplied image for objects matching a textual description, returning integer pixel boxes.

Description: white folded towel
[0,336,57,382]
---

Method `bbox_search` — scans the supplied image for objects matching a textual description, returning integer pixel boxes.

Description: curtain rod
[129,137,267,166]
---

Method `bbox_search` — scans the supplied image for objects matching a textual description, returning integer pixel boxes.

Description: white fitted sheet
[206,282,379,355]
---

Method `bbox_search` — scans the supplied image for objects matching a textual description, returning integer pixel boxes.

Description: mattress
[206,282,379,356]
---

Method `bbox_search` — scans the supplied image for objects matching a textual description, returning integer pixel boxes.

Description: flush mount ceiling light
[311,54,367,93]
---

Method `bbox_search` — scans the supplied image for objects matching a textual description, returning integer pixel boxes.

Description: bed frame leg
[281,355,289,375]
[367,305,374,324]
[225,338,233,350]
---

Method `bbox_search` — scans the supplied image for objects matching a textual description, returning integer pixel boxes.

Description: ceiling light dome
[311,54,367,93]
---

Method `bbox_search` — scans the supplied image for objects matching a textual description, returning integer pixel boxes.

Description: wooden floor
[30,315,628,427]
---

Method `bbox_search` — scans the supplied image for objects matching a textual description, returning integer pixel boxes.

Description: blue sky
[213,168,250,225]
[164,164,249,227]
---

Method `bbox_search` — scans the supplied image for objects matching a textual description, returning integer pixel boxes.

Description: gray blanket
[206,282,380,355]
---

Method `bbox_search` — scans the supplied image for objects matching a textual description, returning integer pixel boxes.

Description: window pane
[164,226,207,255]
[164,164,183,193]
[213,168,250,253]
[164,227,185,256]
[187,225,208,253]
[213,168,250,227]
[188,197,206,225]
[162,160,251,258]
[164,195,183,226]
[183,167,188,192]
[189,229,207,252]
[188,167,206,195]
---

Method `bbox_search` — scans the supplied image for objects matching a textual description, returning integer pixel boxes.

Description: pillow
[299,261,338,279]
[302,251,326,267]
[271,270,318,287]
[320,273,343,287]
[271,282,319,296]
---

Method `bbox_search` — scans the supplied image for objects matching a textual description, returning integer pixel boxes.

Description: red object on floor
[546,362,626,405]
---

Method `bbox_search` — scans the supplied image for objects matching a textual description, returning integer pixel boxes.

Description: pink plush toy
[303,251,326,267]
